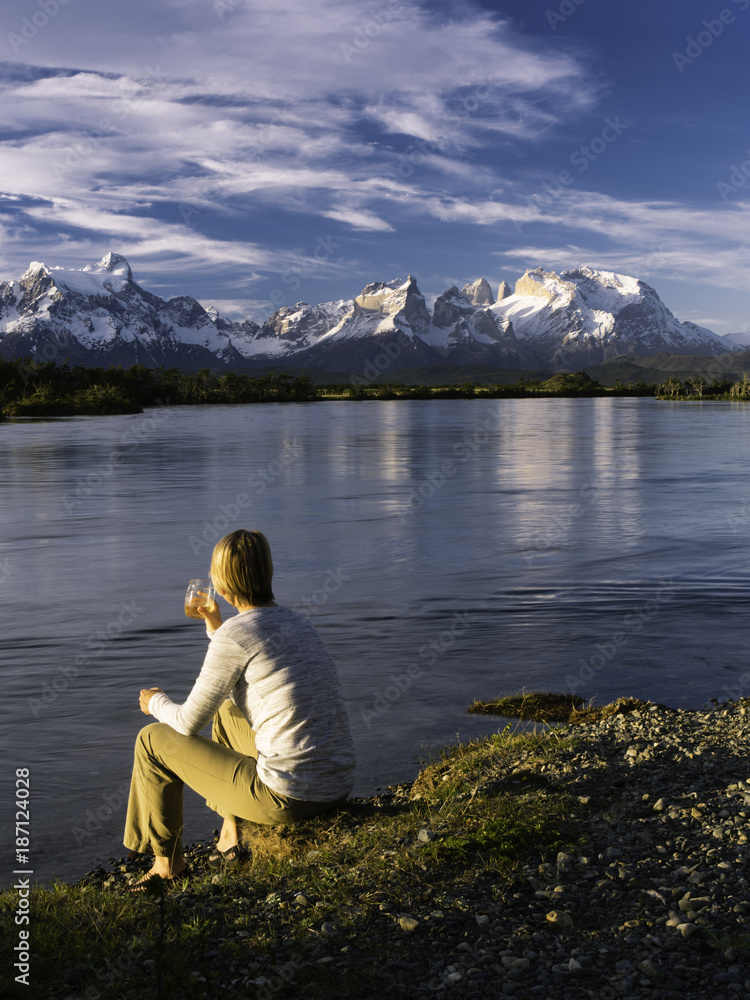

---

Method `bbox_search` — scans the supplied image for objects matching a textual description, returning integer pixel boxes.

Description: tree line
[0,360,319,417]
[4,358,750,418]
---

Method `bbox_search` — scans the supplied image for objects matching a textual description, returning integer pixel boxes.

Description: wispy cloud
[1,0,744,328]
[0,0,597,293]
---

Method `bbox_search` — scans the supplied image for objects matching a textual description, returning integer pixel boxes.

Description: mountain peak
[93,252,133,280]
[461,278,495,307]
[22,260,50,280]
[1,258,738,373]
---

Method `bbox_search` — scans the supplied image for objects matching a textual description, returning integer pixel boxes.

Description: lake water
[2,396,750,886]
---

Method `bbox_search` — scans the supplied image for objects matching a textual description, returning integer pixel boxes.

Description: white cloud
[3,0,742,329]
[0,0,598,285]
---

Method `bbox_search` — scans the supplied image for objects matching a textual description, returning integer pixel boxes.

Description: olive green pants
[124,699,344,860]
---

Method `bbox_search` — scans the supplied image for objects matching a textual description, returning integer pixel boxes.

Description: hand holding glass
[185,579,216,620]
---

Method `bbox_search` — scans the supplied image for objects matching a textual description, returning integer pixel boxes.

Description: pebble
[76,699,750,1000]
[545,910,574,930]
[399,915,420,932]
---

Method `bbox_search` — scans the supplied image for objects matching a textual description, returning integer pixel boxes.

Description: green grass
[1,724,588,999]
[467,690,585,722]
[468,690,656,725]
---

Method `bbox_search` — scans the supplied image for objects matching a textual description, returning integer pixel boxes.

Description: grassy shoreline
[5,694,750,999]
[1,717,584,999]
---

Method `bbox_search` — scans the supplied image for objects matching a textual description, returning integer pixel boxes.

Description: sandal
[207,843,250,868]
[127,867,191,893]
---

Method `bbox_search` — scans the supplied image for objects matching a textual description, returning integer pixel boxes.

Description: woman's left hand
[139,687,164,715]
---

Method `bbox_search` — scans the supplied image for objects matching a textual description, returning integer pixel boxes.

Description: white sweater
[148,605,356,802]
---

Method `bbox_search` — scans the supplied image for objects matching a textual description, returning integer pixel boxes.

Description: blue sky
[1,0,749,332]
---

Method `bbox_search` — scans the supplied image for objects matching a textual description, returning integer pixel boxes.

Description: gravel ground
[72,700,750,1000]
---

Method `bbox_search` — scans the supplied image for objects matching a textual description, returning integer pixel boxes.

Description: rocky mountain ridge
[0,254,737,374]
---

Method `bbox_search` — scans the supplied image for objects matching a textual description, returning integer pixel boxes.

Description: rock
[638,960,659,978]
[502,956,530,971]
[476,914,490,926]
[653,798,665,811]
[63,968,88,987]
[399,915,420,932]
[677,922,700,939]
[546,910,574,930]
[294,893,310,907]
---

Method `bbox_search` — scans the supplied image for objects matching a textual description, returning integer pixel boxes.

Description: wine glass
[184,579,216,620]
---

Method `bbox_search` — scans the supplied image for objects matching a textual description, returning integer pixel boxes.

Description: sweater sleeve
[148,633,249,735]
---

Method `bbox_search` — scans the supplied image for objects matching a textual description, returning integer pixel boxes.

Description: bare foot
[129,856,187,891]
[215,818,239,853]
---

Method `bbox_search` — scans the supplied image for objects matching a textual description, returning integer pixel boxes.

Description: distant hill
[584,351,750,386]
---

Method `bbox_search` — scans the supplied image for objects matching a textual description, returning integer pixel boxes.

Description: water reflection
[2,397,750,884]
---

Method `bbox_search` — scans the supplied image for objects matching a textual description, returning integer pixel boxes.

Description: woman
[124,528,356,886]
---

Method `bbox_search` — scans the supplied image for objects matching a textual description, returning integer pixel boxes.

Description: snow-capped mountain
[0,253,255,369]
[490,267,735,368]
[0,255,738,374]
[266,277,443,371]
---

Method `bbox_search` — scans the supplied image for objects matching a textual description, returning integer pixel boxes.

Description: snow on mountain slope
[0,255,738,373]
[421,284,538,368]
[282,277,444,371]
[491,267,734,367]
[0,253,243,368]
[236,299,354,360]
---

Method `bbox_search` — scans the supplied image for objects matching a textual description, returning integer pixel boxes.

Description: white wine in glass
[184,579,216,620]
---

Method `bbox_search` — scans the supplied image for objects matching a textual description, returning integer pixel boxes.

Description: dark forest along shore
[2,397,750,885]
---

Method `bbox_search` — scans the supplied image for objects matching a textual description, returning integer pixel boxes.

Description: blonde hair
[210,529,274,606]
